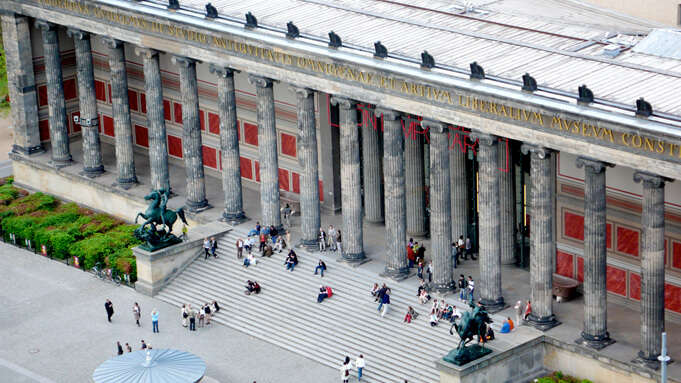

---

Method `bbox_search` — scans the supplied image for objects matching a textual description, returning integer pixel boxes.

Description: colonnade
[4,13,673,367]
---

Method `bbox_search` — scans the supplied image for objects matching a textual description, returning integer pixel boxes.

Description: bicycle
[93,263,105,279]
[103,268,122,286]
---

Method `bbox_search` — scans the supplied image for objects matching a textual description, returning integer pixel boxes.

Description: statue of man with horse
[443,299,494,366]
[134,188,189,251]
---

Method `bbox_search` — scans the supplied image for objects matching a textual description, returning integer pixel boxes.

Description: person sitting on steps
[262,244,274,257]
[317,285,329,303]
[245,280,261,295]
[273,235,287,253]
[314,260,327,277]
[285,250,298,272]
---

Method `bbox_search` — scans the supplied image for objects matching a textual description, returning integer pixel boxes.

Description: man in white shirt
[468,276,475,301]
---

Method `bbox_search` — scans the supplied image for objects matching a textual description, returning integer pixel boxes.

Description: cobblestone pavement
[0,242,336,383]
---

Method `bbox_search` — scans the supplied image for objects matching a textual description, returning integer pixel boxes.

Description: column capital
[208,64,238,78]
[374,107,400,121]
[289,86,315,99]
[171,55,200,68]
[134,46,162,59]
[248,74,276,88]
[470,131,498,146]
[520,144,553,159]
[575,157,614,174]
[330,96,356,110]
[34,20,56,32]
[66,28,90,40]
[421,119,446,133]
[101,37,124,50]
[634,171,673,189]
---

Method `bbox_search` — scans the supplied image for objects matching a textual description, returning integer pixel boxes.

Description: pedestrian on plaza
[340,359,350,383]
[452,241,459,268]
[355,354,365,381]
[407,244,416,268]
[427,260,433,282]
[458,274,468,301]
[133,302,141,327]
[211,300,220,315]
[524,300,532,321]
[236,238,244,259]
[465,235,474,260]
[125,343,132,353]
[181,224,188,241]
[314,260,327,277]
[197,306,205,328]
[514,300,523,325]
[270,226,279,244]
[318,227,327,251]
[328,225,337,250]
[140,340,147,350]
[283,203,292,227]
[204,303,212,325]
[336,230,343,253]
[105,299,114,323]
[210,236,218,258]
[408,237,414,248]
[203,237,211,260]
[416,244,426,264]
[181,304,188,327]
[188,304,197,331]
[468,276,475,301]
[380,290,391,318]
[117,341,124,355]
[417,260,424,279]
[457,235,465,263]
[151,309,159,333]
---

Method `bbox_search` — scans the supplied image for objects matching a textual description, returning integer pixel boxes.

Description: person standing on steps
[355,354,365,381]
[181,304,188,328]
[458,274,468,301]
[105,299,114,323]
[133,302,141,327]
[336,230,342,253]
[328,225,337,250]
[524,300,532,321]
[270,226,279,245]
[314,260,327,277]
[283,203,292,227]
[318,227,327,251]
[380,290,391,318]
[427,260,433,283]
[468,276,475,301]
[236,238,244,259]
[203,237,211,260]
[151,309,159,333]
[210,237,218,258]
[417,260,424,280]
[117,341,124,355]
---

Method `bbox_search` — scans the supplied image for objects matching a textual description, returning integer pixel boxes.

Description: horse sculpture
[134,189,188,251]
[443,300,493,366]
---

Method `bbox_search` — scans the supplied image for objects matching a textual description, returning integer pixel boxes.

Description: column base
[407,230,428,238]
[575,332,616,350]
[112,177,140,190]
[12,144,44,157]
[49,156,74,168]
[381,266,410,282]
[184,200,212,213]
[365,217,385,224]
[80,166,105,179]
[431,282,456,295]
[338,252,371,268]
[480,297,506,313]
[221,211,248,225]
[298,238,318,252]
[633,351,673,370]
[526,313,561,331]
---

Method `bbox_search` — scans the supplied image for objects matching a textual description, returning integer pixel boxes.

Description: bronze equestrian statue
[443,299,494,366]
[134,188,188,251]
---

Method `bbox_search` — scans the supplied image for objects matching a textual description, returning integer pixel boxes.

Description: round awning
[93,349,206,383]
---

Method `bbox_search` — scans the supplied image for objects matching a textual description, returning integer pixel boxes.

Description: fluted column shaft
[331,96,365,262]
[405,129,427,236]
[210,65,246,222]
[450,134,468,241]
[135,47,169,191]
[362,108,384,223]
[3,14,42,156]
[425,121,454,292]
[103,38,137,188]
[576,157,614,349]
[377,108,407,279]
[249,75,282,230]
[634,172,667,364]
[69,29,104,177]
[36,21,72,167]
[523,145,559,330]
[499,141,515,264]
[174,56,208,211]
[472,132,504,311]
[291,87,320,249]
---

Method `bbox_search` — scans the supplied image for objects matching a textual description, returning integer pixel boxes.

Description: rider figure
[158,188,171,232]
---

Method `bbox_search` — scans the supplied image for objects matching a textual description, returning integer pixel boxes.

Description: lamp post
[659,332,670,383]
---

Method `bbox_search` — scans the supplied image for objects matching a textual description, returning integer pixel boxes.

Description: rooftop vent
[602,44,621,58]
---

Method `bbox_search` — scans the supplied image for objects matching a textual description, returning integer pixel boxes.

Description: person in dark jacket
[376,284,389,311]
[380,290,391,318]
[314,260,327,277]
[105,299,114,322]
[270,226,279,244]
[117,341,123,355]
[210,237,218,258]
[317,285,328,303]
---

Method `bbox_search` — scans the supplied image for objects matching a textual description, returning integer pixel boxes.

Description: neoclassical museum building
[3,0,681,379]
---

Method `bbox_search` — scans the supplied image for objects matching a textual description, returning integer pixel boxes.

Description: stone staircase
[156,227,503,383]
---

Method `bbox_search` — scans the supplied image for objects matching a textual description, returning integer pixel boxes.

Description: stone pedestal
[575,157,615,350]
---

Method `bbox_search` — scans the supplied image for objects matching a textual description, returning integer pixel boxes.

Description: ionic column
[634,172,669,366]
[471,132,504,312]
[424,120,453,292]
[330,96,365,263]
[36,20,72,167]
[248,75,283,231]
[499,140,515,264]
[450,133,468,242]
[290,86,320,250]
[2,14,42,156]
[102,38,137,189]
[135,47,169,191]
[68,29,104,177]
[173,56,209,212]
[377,107,408,280]
[522,144,560,330]
[405,128,427,236]
[209,65,246,223]
[575,157,615,349]
[362,107,384,223]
